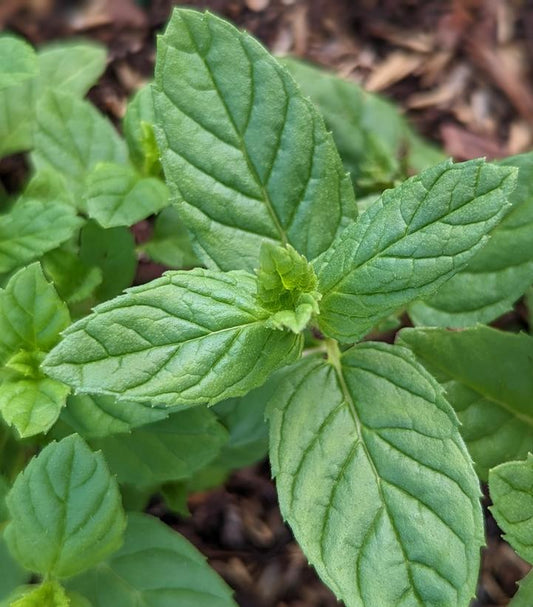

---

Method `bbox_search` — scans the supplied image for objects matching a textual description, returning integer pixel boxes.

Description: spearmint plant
[1,7,533,607]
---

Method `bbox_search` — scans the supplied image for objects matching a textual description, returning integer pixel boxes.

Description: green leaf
[0,174,82,275]
[86,162,169,228]
[0,263,70,365]
[411,153,533,326]
[36,41,106,97]
[123,84,162,176]
[489,454,533,564]
[268,344,483,607]
[153,9,356,272]
[0,79,35,157]
[93,408,228,486]
[399,326,533,481]
[141,205,200,269]
[257,242,321,333]
[43,268,302,407]
[0,531,29,601]
[67,512,237,607]
[5,434,126,579]
[79,221,136,301]
[0,374,70,439]
[282,57,445,194]
[61,394,169,439]
[509,569,533,607]
[32,90,128,206]
[43,246,103,305]
[0,263,71,437]
[316,159,516,342]
[9,580,70,607]
[0,35,37,91]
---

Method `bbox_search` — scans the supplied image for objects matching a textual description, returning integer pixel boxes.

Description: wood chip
[365,51,424,92]
[246,0,270,12]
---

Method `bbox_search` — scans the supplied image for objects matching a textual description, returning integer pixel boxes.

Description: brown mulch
[2,1,533,605]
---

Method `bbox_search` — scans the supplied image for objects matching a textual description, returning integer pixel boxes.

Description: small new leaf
[5,434,126,579]
[10,580,69,607]
[43,269,302,407]
[316,158,516,342]
[489,454,533,565]
[257,242,321,333]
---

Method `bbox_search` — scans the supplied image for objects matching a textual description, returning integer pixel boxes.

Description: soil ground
[1,1,532,605]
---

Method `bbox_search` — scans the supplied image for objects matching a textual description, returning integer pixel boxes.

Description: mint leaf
[411,153,533,326]
[86,162,169,228]
[0,263,71,436]
[317,159,516,342]
[5,434,126,579]
[42,246,103,306]
[399,326,533,481]
[141,205,200,269]
[0,79,35,156]
[61,394,169,439]
[79,221,136,301]
[43,269,302,407]
[94,408,228,486]
[153,9,356,272]
[0,173,82,275]
[489,454,533,564]
[32,90,128,206]
[257,242,321,333]
[268,344,483,607]
[37,41,106,97]
[0,263,70,364]
[510,570,533,607]
[0,35,36,91]
[0,532,29,601]
[282,57,445,193]
[67,512,237,607]
[123,84,161,176]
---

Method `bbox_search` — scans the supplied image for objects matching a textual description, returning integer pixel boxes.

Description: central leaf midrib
[177,17,288,246]
[330,355,425,605]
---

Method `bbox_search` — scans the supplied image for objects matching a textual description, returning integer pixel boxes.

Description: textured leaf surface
[9,581,69,607]
[153,9,356,272]
[44,268,302,407]
[0,263,70,364]
[282,57,444,193]
[316,159,516,342]
[0,376,70,438]
[67,512,237,607]
[0,36,36,91]
[509,570,533,607]
[5,434,126,578]
[411,153,533,326]
[79,221,136,301]
[33,90,127,204]
[61,394,169,439]
[141,205,200,269]
[0,175,82,275]
[37,41,106,97]
[86,162,169,228]
[94,408,227,486]
[0,79,35,156]
[399,326,533,481]
[268,344,483,607]
[489,455,533,564]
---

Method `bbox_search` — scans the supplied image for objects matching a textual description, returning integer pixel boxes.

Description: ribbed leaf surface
[316,159,516,342]
[153,9,356,271]
[268,344,483,607]
[44,269,302,407]
[5,434,126,578]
